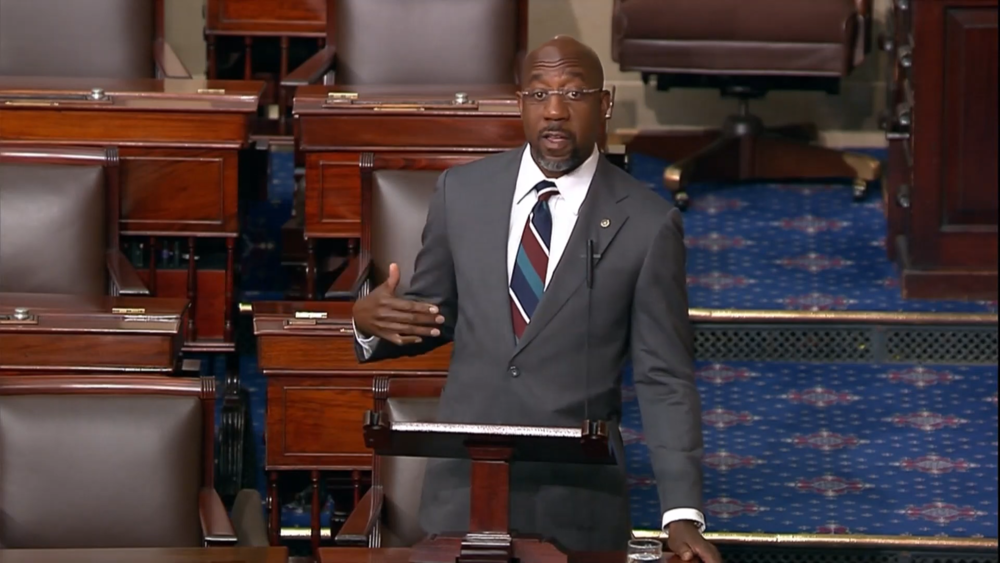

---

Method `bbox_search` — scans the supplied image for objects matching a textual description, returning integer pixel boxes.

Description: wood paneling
[883,0,998,299]
[207,0,328,35]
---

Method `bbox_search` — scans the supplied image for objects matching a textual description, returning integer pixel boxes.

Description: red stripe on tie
[510,297,528,338]
[520,223,549,280]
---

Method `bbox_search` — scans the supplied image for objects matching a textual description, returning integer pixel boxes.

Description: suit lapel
[478,148,522,342]
[511,159,630,357]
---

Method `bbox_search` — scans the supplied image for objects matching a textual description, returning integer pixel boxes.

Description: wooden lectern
[363,412,615,563]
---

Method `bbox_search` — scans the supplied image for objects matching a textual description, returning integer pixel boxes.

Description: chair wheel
[852,179,868,201]
[675,192,690,211]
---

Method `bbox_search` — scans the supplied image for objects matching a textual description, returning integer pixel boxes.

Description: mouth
[540,130,573,151]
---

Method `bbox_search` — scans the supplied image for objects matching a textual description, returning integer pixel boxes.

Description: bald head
[520,36,605,89]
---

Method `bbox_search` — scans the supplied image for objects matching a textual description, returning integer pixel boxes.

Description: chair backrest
[0,375,216,549]
[334,0,523,86]
[368,170,441,293]
[363,155,483,293]
[373,376,445,548]
[0,0,159,78]
[0,147,118,296]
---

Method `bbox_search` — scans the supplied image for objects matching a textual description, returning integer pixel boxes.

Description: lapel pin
[600,218,611,228]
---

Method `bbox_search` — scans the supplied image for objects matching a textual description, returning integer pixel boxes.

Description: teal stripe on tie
[515,246,544,297]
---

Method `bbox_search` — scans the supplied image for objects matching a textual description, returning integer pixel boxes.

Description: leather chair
[0,375,266,548]
[332,160,469,299]
[0,147,149,297]
[336,376,444,547]
[357,169,443,295]
[0,0,189,79]
[612,0,882,209]
[280,0,528,115]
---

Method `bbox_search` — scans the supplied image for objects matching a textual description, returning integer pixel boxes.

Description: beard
[531,141,586,175]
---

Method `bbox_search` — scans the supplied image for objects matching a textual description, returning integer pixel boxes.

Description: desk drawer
[119,148,239,236]
[266,374,374,470]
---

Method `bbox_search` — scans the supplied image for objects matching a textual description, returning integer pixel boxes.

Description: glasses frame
[517,87,606,103]
[517,85,615,119]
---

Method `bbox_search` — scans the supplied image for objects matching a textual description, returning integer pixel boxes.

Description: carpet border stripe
[277,527,999,551]
[690,308,998,326]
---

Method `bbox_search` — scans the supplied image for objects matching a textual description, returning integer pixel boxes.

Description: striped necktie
[509,180,560,340]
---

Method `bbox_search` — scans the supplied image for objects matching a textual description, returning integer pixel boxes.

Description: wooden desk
[0,292,187,374]
[321,547,682,563]
[881,0,998,299]
[0,546,288,563]
[0,77,265,352]
[291,84,525,297]
[205,0,328,136]
[252,300,449,549]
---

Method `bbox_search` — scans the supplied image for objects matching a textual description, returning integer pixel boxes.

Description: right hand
[352,263,446,346]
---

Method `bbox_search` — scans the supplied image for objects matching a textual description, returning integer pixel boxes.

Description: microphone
[584,239,595,425]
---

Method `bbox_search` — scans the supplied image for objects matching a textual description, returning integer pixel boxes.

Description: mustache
[539,126,574,138]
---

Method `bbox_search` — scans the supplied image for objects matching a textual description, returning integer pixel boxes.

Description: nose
[542,94,570,121]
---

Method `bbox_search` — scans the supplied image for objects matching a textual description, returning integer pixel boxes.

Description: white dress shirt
[355,143,706,536]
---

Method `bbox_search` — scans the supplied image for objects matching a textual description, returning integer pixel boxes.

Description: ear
[600,89,613,120]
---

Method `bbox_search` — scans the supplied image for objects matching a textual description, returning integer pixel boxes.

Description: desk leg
[278,36,290,123]
[207,36,217,80]
[243,37,253,80]
[268,471,280,546]
[148,236,158,295]
[311,470,322,555]
[187,237,198,341]
[306,239,317,299]
[225,237,235,342]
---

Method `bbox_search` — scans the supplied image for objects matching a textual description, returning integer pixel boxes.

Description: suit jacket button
[508,366,520,378]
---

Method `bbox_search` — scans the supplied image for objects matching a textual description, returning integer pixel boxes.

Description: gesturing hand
[666,521,722,563]
[352,263,446,346]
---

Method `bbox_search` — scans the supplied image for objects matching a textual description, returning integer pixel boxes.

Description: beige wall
[166,0,889,144]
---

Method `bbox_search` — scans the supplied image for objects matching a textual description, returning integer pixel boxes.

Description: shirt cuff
[352,319,378,359]
[661,509,706,536]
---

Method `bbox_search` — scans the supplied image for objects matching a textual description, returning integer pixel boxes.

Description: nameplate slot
[0,93,113,105]
[121,315,178,323]
[323,99,480,111]
[283,318,350,333]
[0,314,38,325]
[112,307,147,314]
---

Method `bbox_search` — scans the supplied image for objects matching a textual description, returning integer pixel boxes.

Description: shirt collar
[514,143,600,212]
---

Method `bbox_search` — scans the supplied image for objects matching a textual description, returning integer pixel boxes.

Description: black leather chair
[612,0,881,209]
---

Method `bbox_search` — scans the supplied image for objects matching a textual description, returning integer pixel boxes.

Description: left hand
[666,521,722,563]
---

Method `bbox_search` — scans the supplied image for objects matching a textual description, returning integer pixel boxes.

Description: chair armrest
[349,257,372,300]
[282,46,337,88]
[334,486,383,546]
[230,488,271,546]
[106,250,150,296]
[199,487,238,546]
[153,39,192,79]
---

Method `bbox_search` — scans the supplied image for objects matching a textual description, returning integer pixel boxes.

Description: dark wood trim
[154,0,165,40]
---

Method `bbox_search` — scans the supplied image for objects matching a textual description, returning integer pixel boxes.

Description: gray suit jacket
[356,147,703,552]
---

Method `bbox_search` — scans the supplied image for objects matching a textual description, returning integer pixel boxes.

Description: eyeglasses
[518,88,604,103]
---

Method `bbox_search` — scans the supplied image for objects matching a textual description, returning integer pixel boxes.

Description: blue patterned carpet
[233,148,998,540]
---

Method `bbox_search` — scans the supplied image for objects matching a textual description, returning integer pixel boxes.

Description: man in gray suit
[352,37,720,562]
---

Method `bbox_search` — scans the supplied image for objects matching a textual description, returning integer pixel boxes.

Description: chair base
[649,101,881,211]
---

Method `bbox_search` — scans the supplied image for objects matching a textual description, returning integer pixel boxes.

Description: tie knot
[533,180,559,203]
